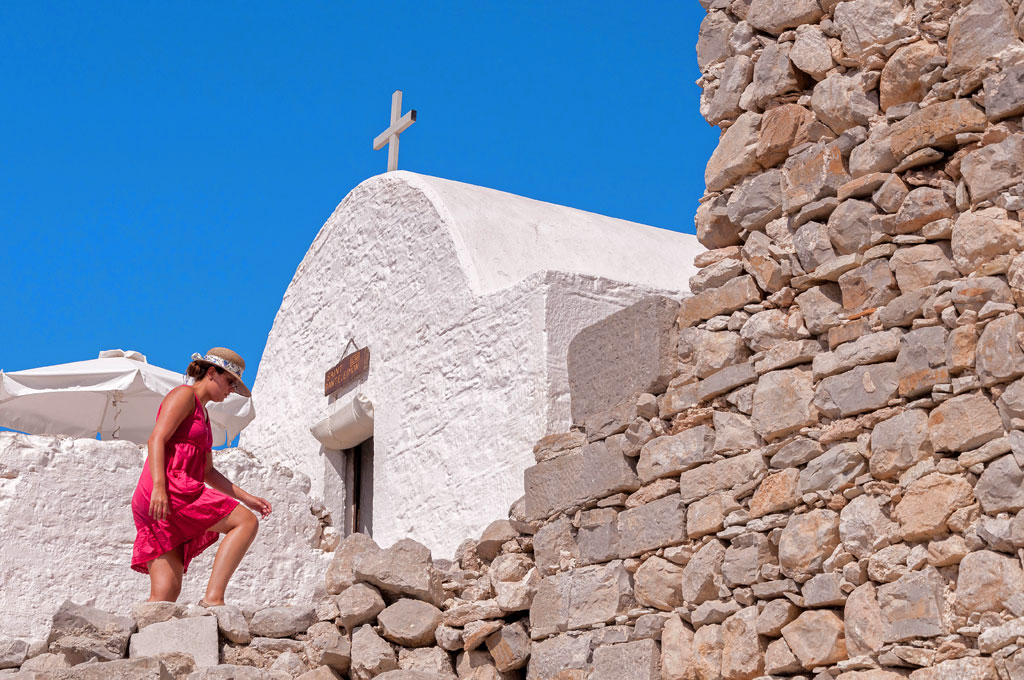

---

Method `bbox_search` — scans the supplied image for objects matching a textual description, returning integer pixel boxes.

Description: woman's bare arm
[145,386,195,521]
[206,457,273,518]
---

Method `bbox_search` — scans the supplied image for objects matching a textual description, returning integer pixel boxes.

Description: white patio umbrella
[0,349,254,446]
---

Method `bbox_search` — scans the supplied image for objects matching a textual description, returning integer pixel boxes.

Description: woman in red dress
[131,347,271,606]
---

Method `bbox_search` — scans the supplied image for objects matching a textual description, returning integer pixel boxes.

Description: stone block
[325,533,381,595]
[781,610,847,669]
[779,509,840,580]
[751,368,818,441]
[524,441,640,521]
[888,99,987,160]
[798,441,866,495]
[722,532,773,587]
[984,62,1024,121]
[567,296,680,424]
[678,451,767,504]
[928,392,1003,453]
[529,561,635,639]
[678,276,762,329]
[637,427,715,483]
[682,539,726,606]
[870,409,931,479]
[186,665,270,680]
[956,550,1024,613]
[378,599,443,647]
[575,509,618,567]
[877,568,947,642]
[47,600,136,664]
[249,604,317,639]
[844,583,884,657]
[307,622,351,673]
[616,493,686,558]
[592,639,660,680]
[485,622,530,672]
[840,494,896,560]
[976,454,1024,514]
[749,468,800,519]
[336,583,386,632]
[951,207,1022,276]
[813,363,900,419]
[634,556,683,611]
[296,668,343,680]
[350,624,398,680]
[894,473,973,541]
[977,313,1024,387]
[526,631,592,680]
[62,657,172,680]
[128,615,217,667]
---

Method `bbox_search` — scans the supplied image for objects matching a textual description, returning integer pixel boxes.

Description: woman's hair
[186,361,226,382]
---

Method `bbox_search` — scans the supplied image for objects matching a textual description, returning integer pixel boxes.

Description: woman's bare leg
[203,505,259,605]
[147,547,184,602]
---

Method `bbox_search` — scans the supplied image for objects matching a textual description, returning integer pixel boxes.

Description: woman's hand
[244,494,273,519]
[149,485,170,521]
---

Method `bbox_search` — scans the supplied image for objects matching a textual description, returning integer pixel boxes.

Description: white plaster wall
[0,432,329,640]
[241,173,702,559]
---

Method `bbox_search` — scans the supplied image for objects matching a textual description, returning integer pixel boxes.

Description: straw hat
[191,347,251,398]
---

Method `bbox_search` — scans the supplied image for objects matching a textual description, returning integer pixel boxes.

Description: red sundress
[131,390,238,574]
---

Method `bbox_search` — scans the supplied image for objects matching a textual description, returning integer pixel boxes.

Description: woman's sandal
[197,599,219,608]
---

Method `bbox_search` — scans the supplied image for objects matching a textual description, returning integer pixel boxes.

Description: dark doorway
[344,437,373,537]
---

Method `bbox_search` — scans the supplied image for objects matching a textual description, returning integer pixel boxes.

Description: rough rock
[778,509,840,579]
[592,639,661,680]
[976,313,1024,387]
[706,112,763,192]
[951,207,1022,275]
[888,99,987,160]
[945,0,1021,76]
[485,623,530,673]
[350,625,399,680]
[894,473,974,541]
[336,583,387,632]
[378,599,443,647]
[877,568,947,641]
[927,392,1003,453]
[637,427,715,483]
[523,441,640,521]
[677,451,767,503]
[845,583,885,657]
[47,600,136,664]
[781,609,848,669]
[840,494,897,560]
[326,533,381,595]
[751,368,818,441]
[616,493,687,558]
[249,605,316,639]
[129,616,218,667]
[960,134,1024,202]
[956,550,1024,613]
[529,561,635,638]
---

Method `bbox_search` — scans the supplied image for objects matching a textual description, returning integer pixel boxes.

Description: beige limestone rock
[678,451,767,504]
[378,599,443,648]
[696,194,743,250]
[975,453,1024,513]
[484,623,529,673]
[682,539,726,606]
[839,259,900,313]
[697,11,735,70]
[678,276,762,329]
[529,561,635,638]
[870,408,932,479]
[726,170,785,232]
[756,104,816,168]
[633,556,683,611]
[326,533,381,595]
[523,441,640,521]
[892,187,954,235]
[908,656,998,679]
[791,24,834,80]
[616,493,687,558]
[879,41,943,111]
[844,583,885,657]
[877,568,947,642]
[783,142,850,215]
[814,362,901,419]
[927,392,1003,453]
[945,0,1021,77]
[976,313,1024,387]
[826,197,878,255]
[592,639,660,680]
[353,538,444,607]
[750,43,806,109]
[811,74,877,135]
[751,368,818,441]
[722,532,773,587]
[778,509,840,579]
[747,0,822,34]
[128,616,217,668]
[706,112,762,192]
[956,549,1024,613]
[336,583,386,632]
[951,207,1022,276]
[307,622,351,673]
[705,56,755,127]
[889,244,957,293]
[637,427,715,483]
[764,637,803,674]
[398,648,456,677]
[796,283,844,335]
[894,473,974,541]
[781,610,847,669]
[527,632,591,680]
[720,607,763,680]
[691,623,724,680]
[661,615,695,680]
[960,133,1024,202]
[455,649,517,680]
[749,468,800,519]
[757,598,800,637]
[350,625,399,680]
[889,99,987,160]
[687,492,741,538]
[840,494,896,560]
[984,62,1024,121]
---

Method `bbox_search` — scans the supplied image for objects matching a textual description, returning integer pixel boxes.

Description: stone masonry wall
[4,1,1024,678]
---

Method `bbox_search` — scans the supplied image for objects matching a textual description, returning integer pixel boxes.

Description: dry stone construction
[3,0,1024,677]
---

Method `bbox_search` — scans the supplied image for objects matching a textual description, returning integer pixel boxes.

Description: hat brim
[194,358,251,398]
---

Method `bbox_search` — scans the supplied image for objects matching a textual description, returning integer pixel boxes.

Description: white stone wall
[241,172,702,558]
[0,432,329,640]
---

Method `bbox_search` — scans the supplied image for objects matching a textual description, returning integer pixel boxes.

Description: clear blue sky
[1,1,716,381]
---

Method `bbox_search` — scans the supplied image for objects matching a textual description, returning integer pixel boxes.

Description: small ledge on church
[310,392,374,451]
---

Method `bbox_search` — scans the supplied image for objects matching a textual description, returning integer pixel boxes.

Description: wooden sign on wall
[325,347,371,397]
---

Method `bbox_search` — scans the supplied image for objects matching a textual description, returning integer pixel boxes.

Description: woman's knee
[239,507,259,537]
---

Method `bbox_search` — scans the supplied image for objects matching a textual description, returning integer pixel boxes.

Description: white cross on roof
[372,90,417,172]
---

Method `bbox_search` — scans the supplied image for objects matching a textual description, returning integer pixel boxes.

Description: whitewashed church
[240,170,703,557]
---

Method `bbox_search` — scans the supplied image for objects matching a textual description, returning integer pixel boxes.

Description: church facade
[240,171,703,557]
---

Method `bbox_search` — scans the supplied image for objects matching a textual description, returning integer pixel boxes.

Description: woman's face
[208,368,239,402]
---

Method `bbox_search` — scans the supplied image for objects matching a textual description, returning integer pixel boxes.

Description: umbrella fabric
[0,350,254,446]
